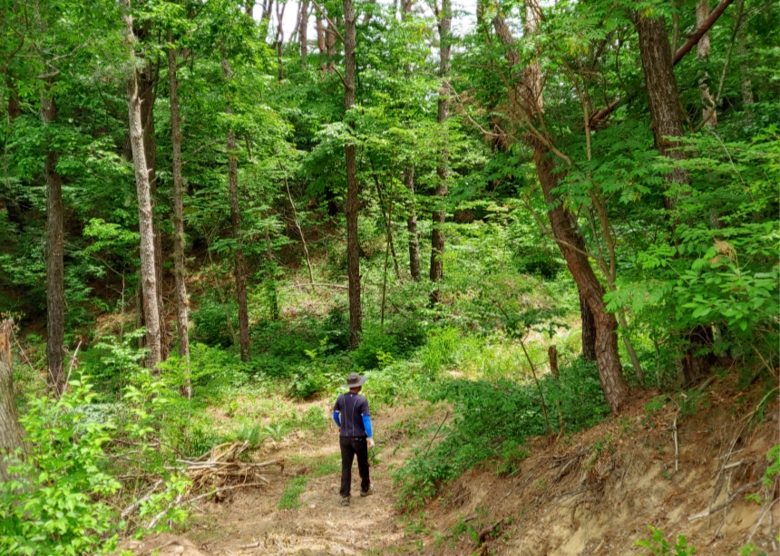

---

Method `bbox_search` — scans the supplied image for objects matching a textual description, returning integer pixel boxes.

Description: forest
[0,0,778,553]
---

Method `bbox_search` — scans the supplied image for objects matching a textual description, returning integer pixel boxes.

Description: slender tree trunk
[222,57,251,361]
[299,0,310,63]
[697,0,717,127]
[42,84,66,396]
[275,1,286,80]
[326,17,337,72]
[316,6,327,72]
[429,0,451,303]
[136,35,167,361]
[167,45,191,397]
[123,0,162,369]
[636,13,716,385]
[580,293,597,361]
[0,320,23,479]
[6,74,21,119]
[401,0,420,281]
[344,0,361,347]
[404,166,421,281]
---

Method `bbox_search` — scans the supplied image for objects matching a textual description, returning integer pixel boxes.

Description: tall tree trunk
[167,45,191,397]
[0,320,23,479]
[533,143,629,412]
[42,83,66,397]
[405,166,421,281]
[580,293,597,361]
[636,13,716,385]
[6,74,21,120]
[344,0,361,347]
[123,0,162,369]
[401,0,421,281]
[326,17,337,72]
[635,15,687,208]
[299,0,310,63]
[222,58,251,361]
[275,1,286,80]
[429,0,451,303]
[697,0,717,127]
[136,34,167,362]
[316,6,327,72]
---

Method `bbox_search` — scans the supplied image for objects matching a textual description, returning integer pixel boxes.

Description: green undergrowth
[393,357,610,511]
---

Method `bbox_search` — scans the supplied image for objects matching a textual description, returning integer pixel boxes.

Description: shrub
[0,380,120,555]
[192,300,236,348]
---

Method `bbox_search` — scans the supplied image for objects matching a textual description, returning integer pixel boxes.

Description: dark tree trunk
[636,13,715,384]
[167,45,191,397]
[635,14,688,207]
[580,293,597,361]
[124,2,162,369]
[222,58,251,361]
[532,143,629,413]
[299,0,310,62]
[404,167,421,281]
[0,320,23,479]
[429,0,451,303]
[42,84,66,397]
[344,0,362,348]
[401,0,420,281]
[326,17,337,72]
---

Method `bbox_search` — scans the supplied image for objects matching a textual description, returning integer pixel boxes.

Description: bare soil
[125,378,779,555]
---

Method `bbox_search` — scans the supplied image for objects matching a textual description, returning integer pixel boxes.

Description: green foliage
[0,380,120,555]
[763,444,780,490]
[395,357,609,510]
[192,300,237,348]
[635,526,696,556]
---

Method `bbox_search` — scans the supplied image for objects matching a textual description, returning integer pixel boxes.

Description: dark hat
[344,372,366,388]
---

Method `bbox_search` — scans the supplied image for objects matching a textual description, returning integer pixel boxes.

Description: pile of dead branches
[180,441,283,494]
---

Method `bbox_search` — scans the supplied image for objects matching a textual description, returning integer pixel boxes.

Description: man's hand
[367,438,375,449]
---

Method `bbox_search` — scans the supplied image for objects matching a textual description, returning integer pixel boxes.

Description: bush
[395,357,612,510]
[192,300,236,348]
[0,380,121,555]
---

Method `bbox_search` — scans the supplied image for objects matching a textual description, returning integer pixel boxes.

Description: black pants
[339,436,370,497]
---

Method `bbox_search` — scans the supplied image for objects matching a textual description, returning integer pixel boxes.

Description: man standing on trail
[332,372,374,506]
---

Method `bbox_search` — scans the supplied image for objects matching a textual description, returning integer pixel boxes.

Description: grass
[278,476,308,510]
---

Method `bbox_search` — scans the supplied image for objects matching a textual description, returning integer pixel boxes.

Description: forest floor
[124,377,779,556]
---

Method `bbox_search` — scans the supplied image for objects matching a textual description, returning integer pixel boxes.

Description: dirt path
[158,404,424,556]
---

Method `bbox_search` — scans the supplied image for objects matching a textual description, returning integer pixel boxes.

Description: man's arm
[332,395,342,427]
[361,398,374,447]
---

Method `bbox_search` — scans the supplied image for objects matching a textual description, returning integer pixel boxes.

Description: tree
[429,0,451,302]
[0,319,23,479]
[42,80,66,396]
[344,0,362,347]
[491,0,629,412]
[123,0,163,369]
[167,37,191,396]
[222,56,251,361]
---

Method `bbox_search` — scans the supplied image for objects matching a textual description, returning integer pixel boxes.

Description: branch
[589,0,735,129]
[673,0,735,65]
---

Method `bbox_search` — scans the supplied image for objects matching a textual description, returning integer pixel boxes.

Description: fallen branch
[688,480,761,522]
[121,479,163,520]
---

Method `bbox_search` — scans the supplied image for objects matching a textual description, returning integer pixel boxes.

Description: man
[332,372,374,506]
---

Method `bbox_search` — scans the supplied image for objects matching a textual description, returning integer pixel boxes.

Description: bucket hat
[344,372,366,388]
